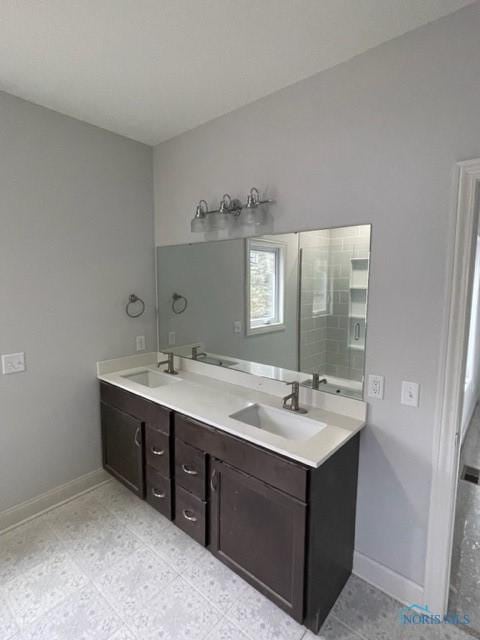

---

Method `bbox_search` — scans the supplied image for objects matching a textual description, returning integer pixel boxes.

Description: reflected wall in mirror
[156,225,371,398]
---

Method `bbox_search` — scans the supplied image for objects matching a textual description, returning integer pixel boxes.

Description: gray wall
[153,4,480,587]
[0,92,155,512]
[157,234,299,369]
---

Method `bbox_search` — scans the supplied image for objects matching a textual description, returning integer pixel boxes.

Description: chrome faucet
[282,381,308,414]
[157,352,178,375]
[311,372,327,390]
[191,346,207,360]
[300,373,327,390]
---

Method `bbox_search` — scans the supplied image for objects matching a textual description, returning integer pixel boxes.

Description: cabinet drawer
[174,484,206,545]
[175,438,206,500]
[146,403,172,435]
[100,382,172,434]
[146,427,170,476]
[146,466,172,520]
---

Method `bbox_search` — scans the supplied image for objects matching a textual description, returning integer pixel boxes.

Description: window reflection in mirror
[156,225,371,399]
[246,238,286,335]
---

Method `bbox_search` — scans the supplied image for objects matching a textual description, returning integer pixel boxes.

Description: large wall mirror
[157,225,371,398]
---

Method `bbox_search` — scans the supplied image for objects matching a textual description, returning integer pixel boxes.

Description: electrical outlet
[1,352,26,375]
[135,336,146,352]
[401,381,420,407]
[368,374,384,400]
[168,331,176,345]
[233,321,242,334]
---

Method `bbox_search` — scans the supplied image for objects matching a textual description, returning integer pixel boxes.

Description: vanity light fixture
[190,188,273,232]
[246,187,260,208]
[242,187,267,226]
[214,194,243,230]
[190,199,209,232]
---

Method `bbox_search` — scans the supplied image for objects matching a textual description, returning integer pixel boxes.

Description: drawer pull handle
[134,427,141,448]
[210,469,217,492]
[152,489,166,499]
[182,509,197,522]
[182,464,198,476]
[151,447,165,456]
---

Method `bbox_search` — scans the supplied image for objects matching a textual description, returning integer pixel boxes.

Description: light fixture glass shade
[240,205,266,226]
[254,205,267,225]
[244,207,258,225]
[191,216,208,232]
[207,212,228,230]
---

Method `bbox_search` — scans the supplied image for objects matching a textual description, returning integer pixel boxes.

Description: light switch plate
[135,336,146,352]
[2,352,26,375]
[234,321,242,334]
[168,331,176,345]
[368,374,384,399]
[401,381,420,407]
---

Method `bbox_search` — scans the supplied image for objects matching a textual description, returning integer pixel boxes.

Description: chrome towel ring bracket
[172,292,188,314]
[126,294,145,318]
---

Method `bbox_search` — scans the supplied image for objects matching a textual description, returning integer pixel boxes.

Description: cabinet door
[101,402,144,497]
[209,459,306,621]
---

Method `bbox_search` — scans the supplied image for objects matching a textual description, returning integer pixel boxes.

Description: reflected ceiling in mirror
[156,225,371,398]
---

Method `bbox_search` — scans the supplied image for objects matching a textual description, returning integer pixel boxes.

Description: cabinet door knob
[134,427,141,448]
[182,509,197,522]
[151,447,165,456]
[152,488,166,499]
[210,469,217,492]
[181,464,198,476]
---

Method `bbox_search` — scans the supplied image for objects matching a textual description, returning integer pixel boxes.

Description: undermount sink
[122,369,181,388]
[229,403,326,442]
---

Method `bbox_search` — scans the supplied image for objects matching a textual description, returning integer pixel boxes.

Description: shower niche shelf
[348,256,369,351]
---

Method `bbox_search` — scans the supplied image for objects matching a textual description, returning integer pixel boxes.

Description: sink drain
[462,464,480,485]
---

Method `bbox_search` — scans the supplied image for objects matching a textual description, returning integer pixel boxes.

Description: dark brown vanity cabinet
[100,382,173,517]
[99,382,360,634]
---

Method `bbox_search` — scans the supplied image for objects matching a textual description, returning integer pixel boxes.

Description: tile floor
[450,406,480,634]
[0,479,475,640]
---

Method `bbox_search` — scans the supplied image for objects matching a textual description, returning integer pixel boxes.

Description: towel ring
[172,292,188,315]
[126,294,145,318]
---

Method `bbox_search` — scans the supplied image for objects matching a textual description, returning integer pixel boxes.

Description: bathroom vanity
[98,357,365,633]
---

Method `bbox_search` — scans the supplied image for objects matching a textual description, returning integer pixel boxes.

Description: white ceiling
[0,0,474,145]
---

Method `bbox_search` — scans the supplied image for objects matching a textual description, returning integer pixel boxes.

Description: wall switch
[168,331,176,346]
[135,336,145,352]
[368,374,384,400]
[234,321,242,334]
[401,381,420,407]
[1,352,26,375]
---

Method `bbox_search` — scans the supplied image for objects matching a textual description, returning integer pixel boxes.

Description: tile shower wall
[327,226,370,382]
[299,226,370,382]
[299,230,330,375]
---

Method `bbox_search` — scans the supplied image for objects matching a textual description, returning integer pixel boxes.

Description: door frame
[424,158,480,612]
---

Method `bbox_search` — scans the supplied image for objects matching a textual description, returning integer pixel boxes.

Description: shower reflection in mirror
[157,225,371,399]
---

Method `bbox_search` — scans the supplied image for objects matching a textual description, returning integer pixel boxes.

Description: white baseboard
[0,468,110,534]
[353,551,424,606]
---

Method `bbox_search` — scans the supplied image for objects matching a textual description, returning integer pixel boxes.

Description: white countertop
[97,357,366,468]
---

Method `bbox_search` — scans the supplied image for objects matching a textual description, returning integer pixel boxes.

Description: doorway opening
[448,223,480,633]
[424,159,480,620]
